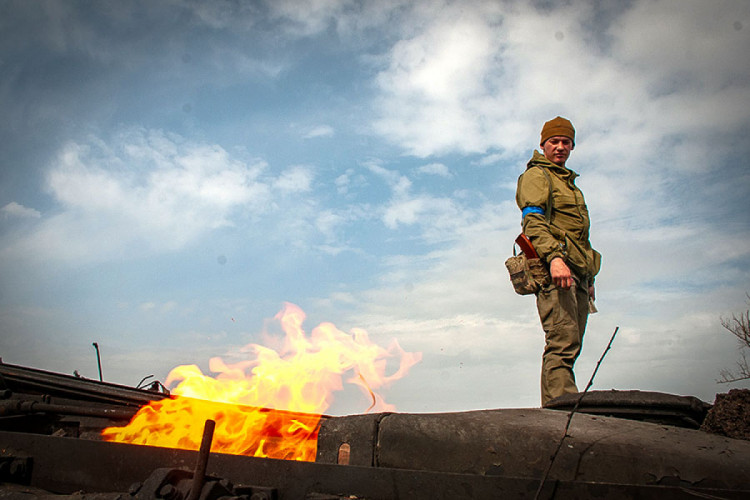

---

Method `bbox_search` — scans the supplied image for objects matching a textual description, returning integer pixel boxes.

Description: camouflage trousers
[536,279,590,406]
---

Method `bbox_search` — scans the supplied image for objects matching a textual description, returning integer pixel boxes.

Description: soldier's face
[542,136,573,166]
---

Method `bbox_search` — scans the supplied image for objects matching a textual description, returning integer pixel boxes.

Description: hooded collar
[527,150,578,181]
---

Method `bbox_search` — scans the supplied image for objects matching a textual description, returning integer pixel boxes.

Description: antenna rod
[534,326,620,500]
[92,342,103,382]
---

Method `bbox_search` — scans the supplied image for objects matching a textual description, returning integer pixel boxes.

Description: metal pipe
[92,342,103,382]
[0,399,137,420]
[188,419,216,500]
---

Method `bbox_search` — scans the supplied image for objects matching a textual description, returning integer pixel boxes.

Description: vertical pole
[92,343,103,382]
[188,419,216,500]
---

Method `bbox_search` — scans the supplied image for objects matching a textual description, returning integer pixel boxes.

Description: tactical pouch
[505,243,551,296]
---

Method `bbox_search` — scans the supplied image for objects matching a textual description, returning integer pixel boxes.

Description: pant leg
[536,280,589,406]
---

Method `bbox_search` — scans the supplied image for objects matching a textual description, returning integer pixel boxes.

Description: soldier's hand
[550,257,572,289]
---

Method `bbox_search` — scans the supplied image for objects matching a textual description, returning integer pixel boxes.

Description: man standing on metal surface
[515,117,601,406]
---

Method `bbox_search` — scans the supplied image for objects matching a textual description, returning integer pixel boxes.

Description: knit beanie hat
[540,116,575,146]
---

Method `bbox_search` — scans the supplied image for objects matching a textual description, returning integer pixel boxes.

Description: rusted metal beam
[0,361,168,407]
[0,399,136,420]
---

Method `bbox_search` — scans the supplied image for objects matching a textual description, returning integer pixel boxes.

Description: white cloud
[610,0,749,90]
[315,209,345,240]
[265,0,410,38]
[382,197,424,228]
[373,4,504,156]
[382,195,463,233]
[364,162,469,237]
[365,0,750,290]
[266,0,350,35]
[416,162,452,178]
[0,129,286,262]
[363,162,411,201]
[334,171,351,195]
[1,202,41,219]
[371,0,750,168]
[303,125,335,139]
[273,165,314,193]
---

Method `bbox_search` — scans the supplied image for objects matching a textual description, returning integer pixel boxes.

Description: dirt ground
[700,388,750,441]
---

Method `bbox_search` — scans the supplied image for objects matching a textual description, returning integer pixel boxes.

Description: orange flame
[102,303,421,461]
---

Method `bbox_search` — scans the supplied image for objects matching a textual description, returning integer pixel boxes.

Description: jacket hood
[526,150,577,181]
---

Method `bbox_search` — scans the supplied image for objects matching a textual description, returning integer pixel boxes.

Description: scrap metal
[1,360,749,499]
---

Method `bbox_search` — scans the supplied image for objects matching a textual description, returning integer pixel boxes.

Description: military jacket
[515,150,601,282]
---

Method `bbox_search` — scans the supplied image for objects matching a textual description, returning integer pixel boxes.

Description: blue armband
[522,206,544,219]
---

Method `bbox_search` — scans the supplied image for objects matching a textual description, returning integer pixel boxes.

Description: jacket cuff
[546,251,565,264]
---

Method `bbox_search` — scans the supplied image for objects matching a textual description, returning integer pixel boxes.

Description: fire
[102,303,421,461]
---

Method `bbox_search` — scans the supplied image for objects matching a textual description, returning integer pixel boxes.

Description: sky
[1,0,749,415]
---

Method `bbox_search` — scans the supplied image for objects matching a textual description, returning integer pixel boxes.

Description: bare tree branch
[717,297,750,384]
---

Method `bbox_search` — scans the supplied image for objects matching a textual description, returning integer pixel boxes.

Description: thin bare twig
[717,305,750,383]
[533,326,619,500]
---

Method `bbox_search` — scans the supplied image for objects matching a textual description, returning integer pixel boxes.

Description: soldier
[515,117,601,405]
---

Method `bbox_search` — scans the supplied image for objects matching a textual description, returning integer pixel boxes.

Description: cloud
[169,0,262,31]
[266,0,348,36]
[303,125,335,139]
[416,162,452,178]
[265,0,410,38]
[371,0,750,165]
[139,301,179,314]
[365,0,750,284]
[610,0,749,90]
[1,128,275,262]
[1,202,41,219]
[369,164,481,247]
[315,210,345,238]
[273,165,314,193]
[334,171,352,195]
[372,3,503,156]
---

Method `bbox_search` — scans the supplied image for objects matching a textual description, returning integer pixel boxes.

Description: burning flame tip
[103,303,421,461]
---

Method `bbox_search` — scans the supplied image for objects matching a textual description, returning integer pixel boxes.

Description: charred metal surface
[544,390,711,428]
[0,455,32,485]
[0,362,161,440]
[3,430,750,499]
[126,467,278,500]
[0,361,168,408]
[316,408,750,493]
[0,399,136,421]
[315,413,385,466]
